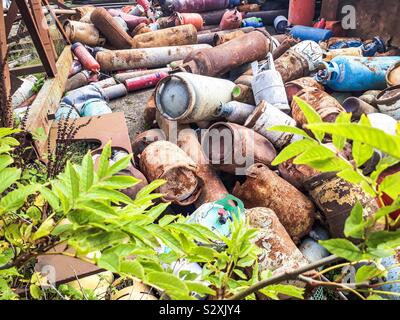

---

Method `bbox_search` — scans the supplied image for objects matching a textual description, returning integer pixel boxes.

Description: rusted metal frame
[25,45,73,157]
[0,0,11,114]
[49,0,69,10]
[42,0,71,44]
[9,64,45,76]
[5,0,18,35]
[10,73,23,95]
[15,0,57,77]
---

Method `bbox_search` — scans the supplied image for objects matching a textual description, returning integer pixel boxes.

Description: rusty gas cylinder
[234,74,253,87]
[91,7,133,49]
[64,20,105,47]
[291,88,345,128]
[238,4,260,12]
[219,9,242,30]
[247,207,309,275]
[202,123,276,175]
[175,12,204,31]
[233,164,315,243]
[213,30,245,46]
[132,23,152,36]
[275,49,309,83]
[139,141,203,206]
[132,129,166,166]
[177,128,228,206]
[232,84,255,105]
[182,31,271,77]
[285,77,324,104]
[278,159,320,192]
[387,61,400,87]
[304,172,383,239]
[272,36,299,60]
[131,25,197,48]
[342,97,378,121]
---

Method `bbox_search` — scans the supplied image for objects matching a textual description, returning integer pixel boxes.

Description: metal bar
[10,64,45,76]
[42,0,71,44]
[5,0,18,36]
[0,0,11,105]
[15,0,57,76]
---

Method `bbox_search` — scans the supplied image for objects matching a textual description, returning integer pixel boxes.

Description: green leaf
[81,152,94,192]
[355,265,385,283]
[344,202,365,239]
[0,248,14,266]
[97,252,120,272]
[88,187,134,205]
[0,128,20,139]
[0,155,13,172]
[319,239,364,261]
[271,139,316,166]
[0,168,21,194]
[264,284,304,300]
[337,169,364,185]
[158,214,178,227]
[97,143,111,179]
[26,206,41,222]
[0,184,38,213]
[168,223,211,244]
[107,154,132,177]
[136,179,166,199]
[332,112,351,150]
[29,284,42,300]
[123,224,159,247]
[100,176,139,190]
[367,294,387,300]
[233,269,247,279]
[147,271,189,299]
[352,140,374,168]
[379,171,400,200]
[39,187,60,211]
[293,144,336,164]
[306,123,400,158]
[366,230,400,250]
[293,96,324,141]
[305,157,352,172]
[188,246,216,262]
[120,260,145,280]
[267,125,311,138]
[32,215,55,241]
[147,203,170,222]
[185,281,215,296]
[67,163,80,202]
[146,224,183,254]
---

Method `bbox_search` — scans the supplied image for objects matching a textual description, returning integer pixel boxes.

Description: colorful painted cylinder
[290,26,333,42]
[125,72,169,92]
[288,0,315,27]
[71,42,100,72]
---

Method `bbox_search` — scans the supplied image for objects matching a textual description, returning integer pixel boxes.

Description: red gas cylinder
[313,18,326,29]
[377,163,400,220]
[124,72,169,92]
[219,9,242,30]
[137,0,150,11]
[288,0,315,27]
[71,42,100,72]
[175,12,204,31]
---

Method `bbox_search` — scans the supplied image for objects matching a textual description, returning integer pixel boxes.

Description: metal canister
[278,159,320,192]
[113,16,129,32]
[232,84,255,105]
[155,72,235,123]
[11,75,36,108]
[219,9,242,30]
[291,88,345,128]
[177,128,228,206]
[71,42,100,72]
[65,70,91,92]
[202,123,276,175]
[124,72,169,92]
[233,164,315,243]
[290,26,333,43]
[213,30,245,46]
[245,101,299,150]
[359,90,381,107]
[272,35,299,60]
[80,99,112,117]
[64,20,105,47]
[285,77,324,104]
[251,53,290,113]
[342,97,378,120]
[216,101,255,125]
[114,68,171,82]
[304,172,383,239]
[131,25,197,48]
[96,44,211,72]
[387,61,400,87]
[275,48,310,83]
[102,84,127,101]
[247,207,309,275]
[139,141,203,206]
[182,31,271,77]
[234,74,253,87]
[90,7,133,50]
[376,85,400,120]
[175,12,204,30]
[55,105,80,120]
[169,0,230,14]
[132,129,166,166]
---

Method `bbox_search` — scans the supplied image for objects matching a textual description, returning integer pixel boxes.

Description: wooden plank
[25,45,72,157]
[10,64,45,76]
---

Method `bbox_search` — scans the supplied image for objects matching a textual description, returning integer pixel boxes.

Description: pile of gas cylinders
[38,0,400,300]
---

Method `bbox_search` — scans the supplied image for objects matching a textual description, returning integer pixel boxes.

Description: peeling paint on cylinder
[275,49,309,83]
[376,85,400,120]
[175,12,204,31]
[140,141,203,206]
[291,88,345,128]
[233,164,315,243]
[272,36,299,60]
[217,101,255,124]
[202,123,276,175]
[246,207,309,276]
[155,72,235,123]
[213,30,245,46]
[285,77,324,104]
[90,7,133,49]
[304,172,383,239]
[102,84,127,100]
[169,0,230,13]
[177,128,228,206]
[132,129,166,166]
[131,25,198,48]
[183,31,271,77]
[378,251,400,300]
[64,20,105,47]
[114,67,171,82]
[96,44,211,72]
[278,159,320,192]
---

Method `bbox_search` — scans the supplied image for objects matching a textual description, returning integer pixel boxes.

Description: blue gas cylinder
[316,56,400,92]
[80,98,112,117]
[290,25,333,42]
[241,17,264,28]
[329,40,363,50]
[378,253,400,300]
[361,37,386,57]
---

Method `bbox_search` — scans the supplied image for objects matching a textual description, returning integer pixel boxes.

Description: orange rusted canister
[64,20,105,47]
[131,25,197,48]
[233,164,315,243]
[132,129,166,166]
[291,88,345,128]
[285,77,324,103]
[91,7,133,49]
[202,123,276,175]
[213,30,245,46]
[278,159,320,192]
[140,141,203,206]
[219,9,242,30]
[247,207,309,276]
[237,4,260,12]
[175,12,204,31]
[288,0,315,27]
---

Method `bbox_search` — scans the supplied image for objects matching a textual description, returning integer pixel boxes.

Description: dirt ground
[108,88,154,141]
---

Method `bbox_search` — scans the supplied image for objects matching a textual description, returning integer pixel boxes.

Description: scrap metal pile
[12,0,400,299]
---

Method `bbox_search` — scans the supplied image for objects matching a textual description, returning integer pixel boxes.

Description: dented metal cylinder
[202,123,276,175]
[140,141,203,206]
[91,7,133,49]
[131,25,198,48]
[245,101,299,149]
[64,20,105,47]
[183,31,271,77]
[217,101,255,125]
[291,88,345,128]
[96,44,211,72]
[233,164,315,243]
[247,207,309,275]
[155,72,235,123]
